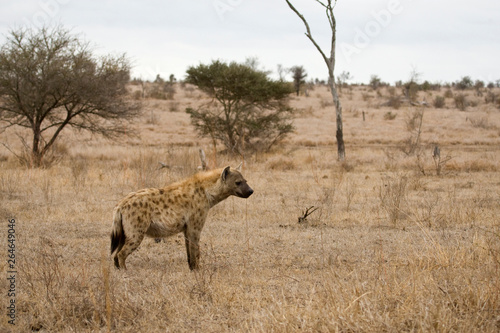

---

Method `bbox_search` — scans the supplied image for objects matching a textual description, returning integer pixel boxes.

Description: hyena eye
[235,181,242,186]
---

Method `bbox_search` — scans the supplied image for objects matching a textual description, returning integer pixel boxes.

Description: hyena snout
[235,182,254,198]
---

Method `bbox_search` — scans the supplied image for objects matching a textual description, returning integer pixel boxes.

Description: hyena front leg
[184,227,201,270]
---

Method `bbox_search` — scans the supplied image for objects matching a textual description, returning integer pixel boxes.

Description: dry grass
[1,84,500,332]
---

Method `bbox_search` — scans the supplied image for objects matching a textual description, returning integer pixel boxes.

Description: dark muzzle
[238,184,254,198]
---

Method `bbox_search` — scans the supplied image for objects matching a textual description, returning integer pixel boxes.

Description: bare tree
[276,64,288,81]
[286,0,345,160]
[336,71,352,93]
[0,26,141,167]
[403,66,422,102]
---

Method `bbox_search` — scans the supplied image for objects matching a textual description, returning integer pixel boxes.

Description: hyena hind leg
[115,233,145,269]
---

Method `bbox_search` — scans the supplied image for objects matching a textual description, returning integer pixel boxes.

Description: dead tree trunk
[286,0,345,161]
[199,148,208,171]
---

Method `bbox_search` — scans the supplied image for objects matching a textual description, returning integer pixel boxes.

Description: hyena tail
[110,209,126,256]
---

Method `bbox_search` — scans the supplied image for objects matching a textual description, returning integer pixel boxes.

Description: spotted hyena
[110,165,253,270]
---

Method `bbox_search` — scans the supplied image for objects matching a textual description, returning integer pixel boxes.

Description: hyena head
[221,164,254,198]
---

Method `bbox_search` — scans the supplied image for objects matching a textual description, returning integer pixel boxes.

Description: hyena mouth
[238,187,254,198]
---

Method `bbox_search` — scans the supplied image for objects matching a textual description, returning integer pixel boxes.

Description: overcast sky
[1,0,499,84]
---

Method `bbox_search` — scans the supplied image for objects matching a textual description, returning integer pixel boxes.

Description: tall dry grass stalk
[379,173,409,225]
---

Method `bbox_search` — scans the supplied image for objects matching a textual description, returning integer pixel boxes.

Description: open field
[1,84,500,332]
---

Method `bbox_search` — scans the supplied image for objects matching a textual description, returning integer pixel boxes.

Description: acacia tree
[286,0,345,160]
[0,26,141,167]
[185,60,294,155]
[290,65,307,96]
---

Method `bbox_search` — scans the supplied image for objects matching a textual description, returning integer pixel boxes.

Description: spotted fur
[110,165,253,270]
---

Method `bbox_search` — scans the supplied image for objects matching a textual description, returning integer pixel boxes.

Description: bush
[148,82,175,100]
[369,75,382,90]
[485,91,498,105]
[444,89,454,98]
[387,96,401,109]
[433,95,446,108]
[454,94,468,110]
[386,87,401,109]
[468,116,492,129]
[403,81,420,102]
[384,111,397,120]
[456,76,473,90]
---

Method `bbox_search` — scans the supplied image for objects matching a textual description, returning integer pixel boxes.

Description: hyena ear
[221,166,231,182]
[235,162,242,172]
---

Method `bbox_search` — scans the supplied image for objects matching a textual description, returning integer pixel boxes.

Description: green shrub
[444,89,454,98]
[433,95,446,108]
[454,94,468,111]
[384,111,397,120]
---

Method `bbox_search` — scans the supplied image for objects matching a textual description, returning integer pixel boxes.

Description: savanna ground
[1,83,499,332]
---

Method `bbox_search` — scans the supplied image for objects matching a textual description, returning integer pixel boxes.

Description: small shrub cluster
[454,93,468,110]
[433,95,446,108]
[169,101,180,112]
[468,116,493,130]
[266,156,296,171]
[383,111,397,120]
[319,99,333,108]
[148,83,175,100]
[485,91,500,108]
[361,92,373,101]
[455,76,473,90]
[387,96,401,109]
[379,173,408,225]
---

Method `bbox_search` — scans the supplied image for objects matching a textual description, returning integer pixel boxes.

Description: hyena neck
[206,190,231,208]
[205,181,231,208]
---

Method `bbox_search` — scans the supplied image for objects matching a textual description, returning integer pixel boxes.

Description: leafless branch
[285,0,332,73]
[285,0,345,160]
[0,25,142,167]
[298,206,319,223]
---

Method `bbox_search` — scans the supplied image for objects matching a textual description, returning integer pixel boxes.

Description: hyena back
[110,165,253,270]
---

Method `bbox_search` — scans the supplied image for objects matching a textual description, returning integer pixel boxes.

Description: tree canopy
[0,25,141,167]
[185,60,294,154]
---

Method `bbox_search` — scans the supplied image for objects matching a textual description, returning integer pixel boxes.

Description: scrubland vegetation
[1,80,499,332]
